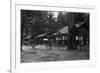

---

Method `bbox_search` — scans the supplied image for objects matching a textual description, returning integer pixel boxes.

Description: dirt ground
[21,45,89,63]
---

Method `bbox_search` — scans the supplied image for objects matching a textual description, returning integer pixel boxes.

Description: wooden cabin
[33,26,68,49]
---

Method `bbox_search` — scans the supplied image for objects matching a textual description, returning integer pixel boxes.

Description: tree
[57,12,68,27]
[21,10,49,51]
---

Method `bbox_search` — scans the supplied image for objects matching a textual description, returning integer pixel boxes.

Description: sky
[53,12,59,18]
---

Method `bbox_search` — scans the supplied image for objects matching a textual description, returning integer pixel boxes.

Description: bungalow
[34,26,68,49]
[75,21,89,46]
[72,19,89,51]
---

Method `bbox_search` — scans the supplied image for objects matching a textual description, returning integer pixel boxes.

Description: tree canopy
[21,10,68,40]
[21,10,89,41]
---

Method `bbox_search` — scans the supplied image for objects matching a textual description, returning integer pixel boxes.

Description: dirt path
[21,49,89,63]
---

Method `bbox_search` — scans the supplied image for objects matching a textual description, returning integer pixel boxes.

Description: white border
[11,3,96,73]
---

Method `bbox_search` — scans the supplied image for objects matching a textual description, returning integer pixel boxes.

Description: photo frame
[11,0,96,73]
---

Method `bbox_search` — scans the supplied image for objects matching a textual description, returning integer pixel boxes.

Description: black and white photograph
[20,9,90,63]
